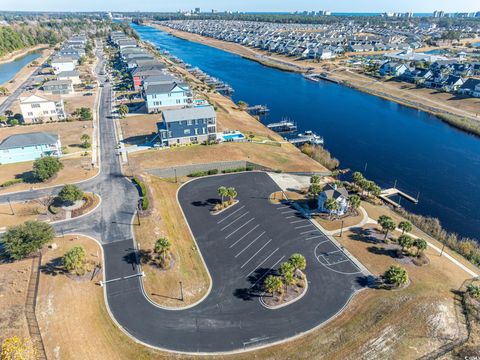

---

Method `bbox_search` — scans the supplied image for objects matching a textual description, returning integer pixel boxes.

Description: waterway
[0,51,41,85]
[132,23,480,241]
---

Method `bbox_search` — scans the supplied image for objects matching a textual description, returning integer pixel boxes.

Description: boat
[288,131,324,146]
[247,105,270,115]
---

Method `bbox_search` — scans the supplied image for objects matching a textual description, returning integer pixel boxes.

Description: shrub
[62,246,87,275]
[207,169,219,175]
[384,265,408,287]
[188,171,208,177]
[1,221,54,260]
[221,167,247,174]
[141,197,149,210]
[245,165,254,171]
[1,178,24,187]
[301,143,339,170]
[33,156,63,182]
[132,177,147,196]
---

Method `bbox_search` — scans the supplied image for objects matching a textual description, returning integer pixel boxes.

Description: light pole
[179,281,184,302]
[339,220,344,237]
[8,198,14,215]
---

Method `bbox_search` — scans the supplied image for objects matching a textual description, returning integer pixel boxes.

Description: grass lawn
[0,200,46,228]
[0,157,98,194]
[120,113,160,146]
[314,209,365,232]
[135,175,210,307]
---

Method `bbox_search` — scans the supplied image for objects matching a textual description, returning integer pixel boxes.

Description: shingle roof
[322,184,349,200]
[162,106,215,123]
[145,82,189,96]
[57,70,80,77]
[0,132,58,150]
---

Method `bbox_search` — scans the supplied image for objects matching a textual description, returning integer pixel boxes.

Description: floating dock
[379,188,419,208]
[303,73,340,84]
[288,131,324,146]
[247,105,270,115]
[267,119,297,133]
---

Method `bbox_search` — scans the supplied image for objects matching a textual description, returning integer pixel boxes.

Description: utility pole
[179,281,184,302]
[174,168,178,183]
[8,198,14,215]
[440,242,446,257]
[137,200,142,226]
[339,220,344,237]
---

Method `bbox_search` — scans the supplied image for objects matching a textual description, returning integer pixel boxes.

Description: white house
[50,57,76,74]
[317,183,350,216]
[19,94,66,123]
[144,82,192,113]
[56,70,81,85]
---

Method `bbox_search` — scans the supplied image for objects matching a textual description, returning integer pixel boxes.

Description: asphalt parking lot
[104,171,368,352]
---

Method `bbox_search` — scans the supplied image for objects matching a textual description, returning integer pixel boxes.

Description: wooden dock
[379,188,418,208]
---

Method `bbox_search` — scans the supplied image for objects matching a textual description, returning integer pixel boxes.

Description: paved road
[0,43,366,354]
[0,65,41,114]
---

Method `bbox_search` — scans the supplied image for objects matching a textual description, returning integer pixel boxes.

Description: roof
[19,93,60,104]
[0,132,59,150]
[145,82,189,96]
[143,74,178,84]
[51,56,76,64]
[43,80,72,87]
[321,184,349,200]
[57,70,80,77]
[162,105,216,123]
[459,78,480,90]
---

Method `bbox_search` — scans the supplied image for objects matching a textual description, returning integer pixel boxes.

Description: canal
[0,51,41,85]
[132,23,480,242]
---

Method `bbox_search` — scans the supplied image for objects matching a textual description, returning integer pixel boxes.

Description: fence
[147,160,272,179]
[25,253,47,360]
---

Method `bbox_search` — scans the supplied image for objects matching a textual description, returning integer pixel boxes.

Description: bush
[1,178,24,187]
[33,156,63,182]
[188,171,208,177]
[58,184,84,204]
[141,197,149,210]
[1,221,54,260]
[301,143,339,170]
[207,169,219,175]
[132,177,147,196]
[62,246,87,275]
[221,167,247,174]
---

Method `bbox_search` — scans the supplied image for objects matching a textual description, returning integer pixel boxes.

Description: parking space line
[328,259,350,266]
[249,256,285,289]
[245,248,279,278]
[225,218,255,239]
[326,250,342,255]
[235,231,266,258]
[290,219,306,224]
[217,205,245,224]
[285,215,297,219]
[220,211,249,231]
[301,229,319,235]
[281,210,297,214]
[229,224,260,248]
[295,224,314,229]
[305,235,324,240]
[240,239,273,269]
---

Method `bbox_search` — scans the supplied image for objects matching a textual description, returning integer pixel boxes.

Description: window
[194,128,198,135]
[176,99,181,104]
[168,93,171,97]
[43,111,49,115]
[202,127,206,134]
[187,120,192,125]
[28,112,33,116]
[184,129,191,135]
[31,104,40,108]
[51,110,56,114]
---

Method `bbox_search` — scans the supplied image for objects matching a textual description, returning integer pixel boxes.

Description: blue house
[144,82,192,113]
[157,106,217,146]
[0,132,62,165]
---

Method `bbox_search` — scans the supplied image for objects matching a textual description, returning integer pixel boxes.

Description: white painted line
[249,256,286,289]
[305,235,324,240]
[326,250,342,255]
[241,239,273,269]
[235,232,266,258]
[220,211,249,231]
[225,218,255,239]
[281,210,297,214]
[217,205,245,224]
[245,248,279,278]
[320,254,331,265]
[285,215,297,219]
[290,219,306,224]
[301,229,320,235]
[229,224,260,248]
[328,259,350,266]
[295,224,314,229]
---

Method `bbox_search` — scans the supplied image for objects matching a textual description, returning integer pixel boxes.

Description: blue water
[223,133,245,140]
[132,23,480,241]
[0,51,41,85]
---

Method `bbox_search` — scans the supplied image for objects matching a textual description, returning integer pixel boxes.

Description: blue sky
[0,0,477,13]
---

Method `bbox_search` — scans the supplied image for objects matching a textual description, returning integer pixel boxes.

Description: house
[42,80,73,94]
[157,105,217,146]
[0,132,62,164]
[379,62,408,77]
[19,94,65,123]
[131,65,167,90]
[442,75,464,92]
[56,70,81,85]
[144,82,192,113]
[458,78,480,97]
[142,74,178,90]
[317,183,350,216]
[117,39,138,49]
[50,57,76,74]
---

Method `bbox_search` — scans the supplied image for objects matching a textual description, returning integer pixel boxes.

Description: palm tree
[384,265,408,287]
[348,194,361,210]
[309,183,322,198]
[352,171,364,185]
[217,186,228,205]
[398,234,414,253]
[310,175,320,184]
[398,221,412,235]
[154,237,171,262]
[263,275,283,298]
[324,198,339,220]
[466,284,480,298]
[414,238,427,256]
[227,187,237,204]
[279,261,295,285]
[288,253,306,272]
[378,215,396,241]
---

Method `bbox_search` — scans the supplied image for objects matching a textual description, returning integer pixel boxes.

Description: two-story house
[0,132,62,164]
[42,79,74,94]
[19,94,66,123]
[50,57,76,74]
[56,70,81,85]
[144,82,192,113]
[157,105,217,146]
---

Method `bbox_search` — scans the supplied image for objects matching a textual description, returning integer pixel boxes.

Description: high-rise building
[194,8,200,13]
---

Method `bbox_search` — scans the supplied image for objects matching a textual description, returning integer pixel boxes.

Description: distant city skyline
[0,0,478,13]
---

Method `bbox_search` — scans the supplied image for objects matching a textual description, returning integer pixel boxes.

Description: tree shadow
[233,288,262,301]
[15,170,39,184]
[191,198,220,207]
[122,134,154,146]
[40,257,66,276]
[367,245,399,258]
[349,227,383,244]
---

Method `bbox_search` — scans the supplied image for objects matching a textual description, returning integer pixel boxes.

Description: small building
[42,79,74,94]
[379,61,408,77]
[157,105,217,146]
[458,78,480,97]
[56,70,81,85]
[50,57,76,74]
[317,183,350,216]
[131,65,167,90]
[144,82,192,113]
[0,132,62,164]
[19,94,66,123]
